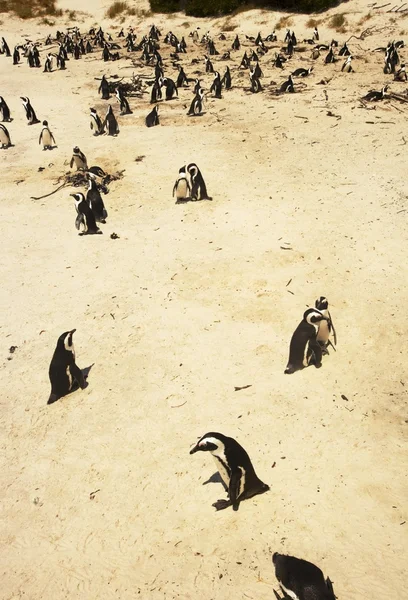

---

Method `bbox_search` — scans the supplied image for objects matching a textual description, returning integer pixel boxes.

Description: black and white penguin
[274,53,285,69]
[314,297,337,354]
[363,85,389,101]
[280,74,295,93]
[1,37,10,56]
[292,67,313,77]
[39,120,56,150]
[43,53,53,72]
[48,329,87,405]
[115,86,132,115]
[272,553,336,600]
[88,165,108,185]
[99,74,110,99]
[189,432,269,511]
[70,146,88,171]
[151,78,162,104]
[221,66,232,89]
[0,96,11,121]
[231,34,240,51]
[13,45,20,64]
[204,55,214,74]
[160,77,178,100]
[210,71,222,98]
[265,31,277,42]
[86,175,108,223]
[145,105,159,127]
[187,163,212,200]
[187,88,205,116]
[240,51,250,69]
[176,65,188,88]
[90,108,104,135]
[102,105,119,136]
[249,67,262,93]
[313,27,319,41]
[173,166,191,202]
[71,192,102,235]
[325,47,336,64]
[339,41,350,56]
[284,308,328,374]
[21,96,40,125]
[394,63,407,81]
[341,55,353,73]
[0,123,12,149]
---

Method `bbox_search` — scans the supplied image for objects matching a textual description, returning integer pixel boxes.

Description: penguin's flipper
[229,470,242,511]
[70,362,86,389]
[38,131,42,144]
[329,311,337,345]
[326,577,336,597]
[75,214,85,231]
[309,339,323,368]
[273,590,283,600]
[212,498,232,511]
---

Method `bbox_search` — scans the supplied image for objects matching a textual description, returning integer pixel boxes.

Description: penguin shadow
[66,364,94,397]
[43,145,58,151]
[175,197,210,205]
[202,471,228,492]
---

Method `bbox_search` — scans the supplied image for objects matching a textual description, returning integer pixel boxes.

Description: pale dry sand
[1,0,407,598]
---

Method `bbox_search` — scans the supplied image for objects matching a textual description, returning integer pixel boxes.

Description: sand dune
[1,0,407,598]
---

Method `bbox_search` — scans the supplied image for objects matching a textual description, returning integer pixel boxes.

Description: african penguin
[21,96,40,125]
[222,66,232,89]
[190,432,269,511]
[187,88,205,116]
[48,329,87,405]
[146,105,160,127]
[210,71,222,98]
[160,77,178,100]
[115,86,132,115]
[90,108,104,135]
[39,120,56,150]
[187,163,212,200]
[173,166,191,202]
[70,146,88,170]
[284,308,328,374]
[314,297,337,354]
[0,123,12,149]
[272,553,336,600]
[102,105,119,136]
[71,192,102,235]
[0,96,11,121]
[341,55,353,73]
[99,74,110,99]
[86,176,108,223]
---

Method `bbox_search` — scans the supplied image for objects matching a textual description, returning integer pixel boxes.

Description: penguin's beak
[70,328,76,334]
[189,443,199,454]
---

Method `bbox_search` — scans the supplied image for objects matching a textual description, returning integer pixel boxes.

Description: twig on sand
[31,182,68,200]
[170,401,187,408]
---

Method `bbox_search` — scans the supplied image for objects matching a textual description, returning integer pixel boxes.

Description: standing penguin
[284,308,328,374]
[70,146,88,171]
[39,120,56,150]
[102,105,119,136]
[341,55,353,73]
[48,329,87,405]
[314,297,337,354]
[43,53,53,72]
[21,96,40,125]
[249,67,262,93]
[173,166,191,202]
[210,71,222,98]
[160,77,178,100]
[204,55,214,73]
[280,74,295,93]
[90,107,104,135]
[86,175,108,223]
[232,34,240,50]
[0,96,11,121]
[176,65,188,88]
[71,192,102,235]
[0,123,12,149]
[145,105,159,127]
[221,66,232,90]
[13,45,20,64]
[115,86,132,115]
[187,88,205,116]
[272,553,336,600]
[98,74,110,99]
[151,78,162,103]
[189,432,269,511]
[187,163,212,200]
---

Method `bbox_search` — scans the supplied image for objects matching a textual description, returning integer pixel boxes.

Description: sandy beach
[1,0,407,597]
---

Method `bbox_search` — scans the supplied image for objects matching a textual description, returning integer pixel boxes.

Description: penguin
[160,77,178,100]
[0,96,11,121]
[99,74,110,99]
[292,67,313,77]
[325,47,336,64]
[39,120,56,150]
[21,96,40,125]
[280,74,295,93]
[265,31,277,42]
[189,432,269,511]
[86,175,108,223]
[240,51,250,69]
[0,123,12,149]
[187,89,205,116]
[102,105,119,136]
[272,553,336,600]
[210,71,222,98]
[249,67,262,93]
[313,27,319,41]
[204,55,214,74]
[394,63,407,81]
[88,165,108,185]
[56,52,66,70]
[145,105,159,127]
[173,166,191,202]
[284,308,328,374]
[151,78,162,104]
[339,41,350,56]
[176,65,188,88]
[274,53,285,69]
[43,53,53,72]
[187,163,212,200]
[1,37,10,56]
[71,192,102,235]
[221,66,232,90]
[341,55,353,73]
[115,86,132,115]
[48,329,87,405]
[314,297,337,354]
[90,108,104,135]
[13,46,20,64]
[70,146,88,171]
[232,34,240,51]
[363,85,389,101]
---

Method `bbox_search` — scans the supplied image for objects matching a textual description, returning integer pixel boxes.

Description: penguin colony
[1,16,406,599]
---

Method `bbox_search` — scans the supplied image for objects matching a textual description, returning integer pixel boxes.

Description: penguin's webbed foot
[212,499,232,511]
[284,366,296,374]
[47,393,58,405]
[314,362,322,369]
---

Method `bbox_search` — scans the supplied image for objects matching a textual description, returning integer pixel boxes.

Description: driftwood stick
[31,182,68,200]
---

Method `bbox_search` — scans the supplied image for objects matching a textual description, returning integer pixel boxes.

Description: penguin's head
[190,433,225,454]
[73,146,80,153]
[315,297,329,311]
[70,192,85,204]
[20,96,28,103]
[304,308,328,326]
[56,329,76,353]
[43,120,48,126]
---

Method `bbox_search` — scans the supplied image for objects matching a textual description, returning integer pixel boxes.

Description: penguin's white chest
[42,129,52,146]
[176,178,189,199]
[317,320,330,343]
[0,129,9,144]
[74,155,85,169]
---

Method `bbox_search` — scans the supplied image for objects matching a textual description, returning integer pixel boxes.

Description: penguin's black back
[48,332,76,400]
[273,553,335,600]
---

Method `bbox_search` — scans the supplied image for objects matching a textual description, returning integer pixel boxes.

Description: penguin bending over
[272,553,336,600]
[48,329,87,405]
[146,105,159,127]
[160,77,178,100]
[21,96,40,125]
[0,96,11,121]
[72,192,102,235]
[86,175,108,223]
[280,74,295,93]
[70,146,88,170]
[0,123,12,148]
[39,120,56,150]
[102,105,119,136]
[190,432,269,511]
[187,163,212,200]
[284,308,328,374]
[90,108,104,135]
